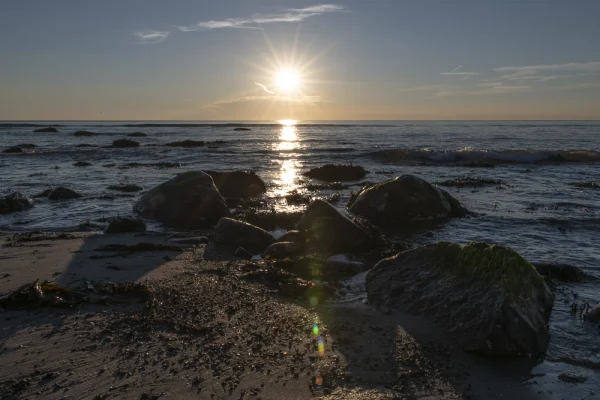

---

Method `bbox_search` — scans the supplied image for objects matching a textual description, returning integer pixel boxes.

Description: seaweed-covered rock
[46,187,82,200]
[105,217,146,233]
[349,174,467,224]
[0,192,34,214]
[205,170,266,198]
[297,199,375,254]
[215,217,275,254]
[303,164,366,182]
[74,130,96,136]
[165,140,205,148]
[134,171,229,228]
[112,139,140,148]
[127,132,147,137]
[3,146,23,153]
[366,242,554,357]
[34,127,58,133]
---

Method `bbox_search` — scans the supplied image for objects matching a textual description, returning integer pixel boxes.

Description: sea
[1,120,599,396]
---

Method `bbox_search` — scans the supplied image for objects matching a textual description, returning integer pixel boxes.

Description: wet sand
[0,232,547,399]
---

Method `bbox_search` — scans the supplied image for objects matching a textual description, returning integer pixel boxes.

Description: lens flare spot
[315,376,323,386]
[309,296,319,307]
[312,324,319,336]
[317,337,325,356]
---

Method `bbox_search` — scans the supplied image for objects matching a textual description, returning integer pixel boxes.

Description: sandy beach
[0,231,550,399]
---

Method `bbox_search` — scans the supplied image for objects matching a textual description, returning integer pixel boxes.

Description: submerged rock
[127,132,147,137]
[17,143,36,149]
[437,177,505,188]
[33,127,58,133]
[233,127,251,131]
[107,183,143,192]
[205,170,266,198]
[242,210,303,231]
[569,182,600,189]
[349,174,467,225]
[366,241,554,357]
[105,217,147,234]
[165,140,205,148]
[134,171,229,228]
[303,164,367,182]
[74,130,96,136]
[112,139,140,148]
[533,263,596,282]
[3,146,23,153]
[73,161,91,167]
[0,192,34,214]
[215,217,275,254]
[47,187,82,200]
[297,199,376,254]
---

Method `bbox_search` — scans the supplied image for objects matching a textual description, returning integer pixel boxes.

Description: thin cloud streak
[255,82,274,94]
[135,31,170,43]
[180,4,345,31]
[440,72,480,76]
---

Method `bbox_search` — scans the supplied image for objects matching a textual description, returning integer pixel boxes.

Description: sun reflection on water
[273,121,302,198]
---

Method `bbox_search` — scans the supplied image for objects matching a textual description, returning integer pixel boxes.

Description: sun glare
[275,69,301,92]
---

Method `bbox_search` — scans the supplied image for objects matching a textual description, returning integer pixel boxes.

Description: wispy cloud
[440,71,480,76]
[135,31,170,44]
[255,82,274,94]
[494,61,600,80]
[477,82,503,87]
[179,4,345,31]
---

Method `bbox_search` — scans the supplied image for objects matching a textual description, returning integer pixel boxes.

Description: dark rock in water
[205,170,266,198]
[278,230,304,244]
[0,192,34,214]
[3,146,23,153]
[285,190,311,205]
[107,183,143,192]
[437,177,505,188]
[569,182,600,189]
[366,241,554,357]
[583,304,600,322]
[112,139,140,148]
[34,187,81,200]
[75,143,98,148]
[460,161,495,168]
[33,127,58,133]
[305,182,348,191]
[134,171,229,228]
[234,247,253,260]
[533,263,596,282]
[168,236,209,245]
[165,140,205,147]
[105,217,147,234]
[17,143,36,148]
[242,210,303,231]
[349,174,467,224]
[215,217,275,254]
[547,153,567,162]
[233,127,251,131]
[74,130,96,136]
[127,132,147,137]
[297,199,376,254]
[303,164,367,182]
[73,161,91,167]
[262,242,302,259]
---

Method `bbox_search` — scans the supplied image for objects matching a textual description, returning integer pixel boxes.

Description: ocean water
[1,120,600,394]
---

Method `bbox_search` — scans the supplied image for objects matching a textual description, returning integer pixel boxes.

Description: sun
[275,68,301,92]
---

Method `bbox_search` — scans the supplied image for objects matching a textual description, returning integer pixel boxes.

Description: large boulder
[215,217,275,254]
[303,164,366,182]
[349,174,466,224]
[34,127,58,133]
[296,199,376,254]
[205,170,266,198]
[134,171,229,228]
[0,192,34,214]
[366,241,554,357]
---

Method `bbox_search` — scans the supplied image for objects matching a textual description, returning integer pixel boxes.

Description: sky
[1,0,599,121]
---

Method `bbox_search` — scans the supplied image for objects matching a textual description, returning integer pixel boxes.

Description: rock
[437,177,505,188]
[107,184,143,192]
[326,254,366,271]
[533,263,596,282]
[165,140,205,147]
[17,143,36,148]
[366,242,554,357]
[105,217,146,234]
[558,373,587,384]
[296,199,375,254]
[134,171,229,228]
[205,170,266,198]
[44,187,82,200]
[168,236,209,245]
[569,182,600,189]
[127,132,147,137]
[242,210,303,231]
[233,127,251,131]
[74,130,96,136]
[3,146,23,153]
[73,161,91,167]
[234,247,253,260]
[349,174,467,224]
[33,127,58,132]
[285,190,311,205]
[215,217,275,254]
[583,304,600,322]
[262,242,302,259]
[303,164,367,182]
[280,255,366,280]
[0,192,34,214]
[112,139,140,148]
[278,230,304,244]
